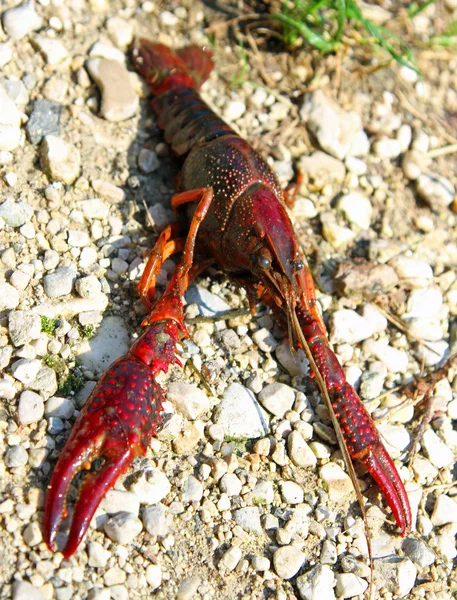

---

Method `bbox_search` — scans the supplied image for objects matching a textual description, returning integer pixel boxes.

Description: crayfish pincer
[44,39,411,557]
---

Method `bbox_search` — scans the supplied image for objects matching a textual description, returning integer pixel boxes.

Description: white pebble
[404,287,442,319]
[220,546,242,571]
[18,391,44,425]
[330,309,374,345]
[421,429,454,469]
[273,545,305,579]
[336,192,372,229]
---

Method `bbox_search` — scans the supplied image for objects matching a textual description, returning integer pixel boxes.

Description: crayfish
[44,40,412,558]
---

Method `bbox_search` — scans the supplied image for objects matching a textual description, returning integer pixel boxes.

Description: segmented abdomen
[151,88,234,155]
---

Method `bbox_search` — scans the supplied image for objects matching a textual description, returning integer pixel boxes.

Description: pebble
[91,179,125,202]
[252,327,278,352]
[220,545,242,571]
[5,445,28,468]
[142,504,169,536]
[361,304,388,333]
[88,541,110,568]
[17,391,44,425]
[402,150,423,181]
[167,382,210,420]
[288,431,317,468]
[8,310,41,346]
[404,287,442,319]
[106,16,134,49]
[223,100,246,121]
[335,573,367,598]
[258,382,295,418]
[252,480,274,504]
[220,473,242,496]
[0,376,17,399]
[215,383,269,439]
[0,198,33,228]
[374,556,417,597]
[0,43,13,67]
[77,315,129,372]
[364,339,409,373]
[43,76,68,103]
[402,538,436,568]
[34,37,68,65]
[10,270,30,290]
[319,463,353,503]
[416,173,455,210]
[104,566,126,587]
[128,468,171,504]
[276,340,308,376]
[145,564,162,590]
[44,397,74,419]
[2,1,42,40]
[280,481,304,504]
[372,137,402,158]
[12,581,45,600]
[23,521,42,546]
[173,423,200,454]
[273,545,305,579]
[336,192,373,229]
[422,429,454,469]
[40,135,81,184]
[68,230,90,248]
[88,590,110,600]
[233,507,262,535]
[104,512,143,545]
[186,286,231,316]
[0,83,22,150]
[388,256,433,289]
[75,275,101,299]
[86,58,139,122]
[415,340,449,367]
[296,564,336,600]
[43,266,75,298]
[11,358,42,384]
[138,148,160,173]
[299,151,346,186]
[77,198,110,219]
[26,99,62,144]
[177,576,200,600]
[0,282,20,310]
[321,215,355,247]
[301,90,366,159]
[181,475,203,503]
[330,309,375,345]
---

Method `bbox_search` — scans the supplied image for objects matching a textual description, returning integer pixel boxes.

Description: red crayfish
[44,40,412,557]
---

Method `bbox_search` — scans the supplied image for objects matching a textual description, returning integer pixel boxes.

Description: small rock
[167,382,210,420]
[215,383,269,440]
[336,192,372,229]
[177,576,200,600]
[8,310,42,346]
[23,522,42,547]
[68,230,90,248]
[273,545,305,579]
[89,41,125,62]
[252,480,274,504]
[0,282,20,310]
[173,423,201,454]
[34,37,68,65]
[17,391,44,425]
[2,1,43,40]
[181,475,203,503]
[288,431,317,468]
[5,445,28,468]
[138,148,160,173]
[402,150,424,181]
[0,198,33,228]
[220,473,242,497]
[145,564,162,590]
[77,198,110,220]
[43,76,68,103]
[280,481,304,504]
[86,58,139,122]
[99,489,139,516]
[330,309,374,345]
[11,358,41,384]
[422,429,454,470]
[319,463,353,502]
[103,567,126,587]
[364,339,409,373]
[276,340,308,376]
[223,100,246,121]
[128,468,171,504]
[77,315,129,372]
[321,215,355,248]
[106,16,134,49]
[258,383,295,418]
[233,507,262,535]
[186,286,231,316]
[388,256,433,289]
[416,173,454,210]
[0,375,16,399]
[75,275,102,299]
[26,99,62,144]
[12,581,45,600]
[335,573,368,598]
[220,545,242,571]
[402,538,436,568]
[91,179,125,202]
[0,44,13,67]
[104,512,142,544]
[404,287,442,319]
[299,151,346,187]
[372,138,402,159]
[374,556,417,598]
[43,266,75,298]
[44,397,75,419]
[296,564,336,600]
[142,504,169,536]
[40,135,81,184]
[252,328,278,352]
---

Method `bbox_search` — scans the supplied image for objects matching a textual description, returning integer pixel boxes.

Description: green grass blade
[271,12,337,52]
[408,0,436,18]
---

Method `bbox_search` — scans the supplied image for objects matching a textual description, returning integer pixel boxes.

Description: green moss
[81,324,95,339]
[41,316,57,335]
[58,367,85,397]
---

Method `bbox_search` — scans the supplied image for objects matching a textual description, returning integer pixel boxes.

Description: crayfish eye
[257,254,271,269]
[293,259,304,272]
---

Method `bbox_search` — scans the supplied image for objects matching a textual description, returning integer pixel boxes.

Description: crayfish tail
[131,40,212,95]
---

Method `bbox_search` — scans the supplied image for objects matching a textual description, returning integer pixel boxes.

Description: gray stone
[138,148,160,173]
[258,383,295,418]
[296,564,336,600]
[77,315,129,372]
[26,99,62,144]
[334,573,368,599]
[0,198,33,228]
[167,382,210,420]
[220,545,242,571]
[100,490,139,516]
[142,504,169,537]
[233,507,262,535]
[2,1,42,40]
[430,494,457,526]
[88,541,110,568]
[40,135,81,184]
[8,310,41,346]
[273,545,305,579]
[43,267,76,298]
[374,556,417,598]
[128,468,171,504]
[34,37,68,65]
[104,512,142,545]
[336,192,373,229]
[0,282,20,310]
[416,173,454,210]
[44,397,75,419]
[75,275,102,299]
[17,391,44,425]
[252,328,278,352]
[181,475,203,503]
[11,358,41,384]
[280,481,304,504]
[402,538,436,568]
[219,473,242,497]
[299,151,346,186]
[177,576,200,600]
[28,367,57,396]
[145,564,162,590]
[186,286,231,317]
[288,431,317,468]
[5,444,28,468]
[22,522,42,546]
[421,429,454,469]
[12,581,45,600]
[215,383,269,440]
[330,309,374,345]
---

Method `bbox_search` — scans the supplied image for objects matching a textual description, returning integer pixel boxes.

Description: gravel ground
[1,1,457,599]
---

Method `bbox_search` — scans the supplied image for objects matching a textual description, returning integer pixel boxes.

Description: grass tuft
[41,316,57,335]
